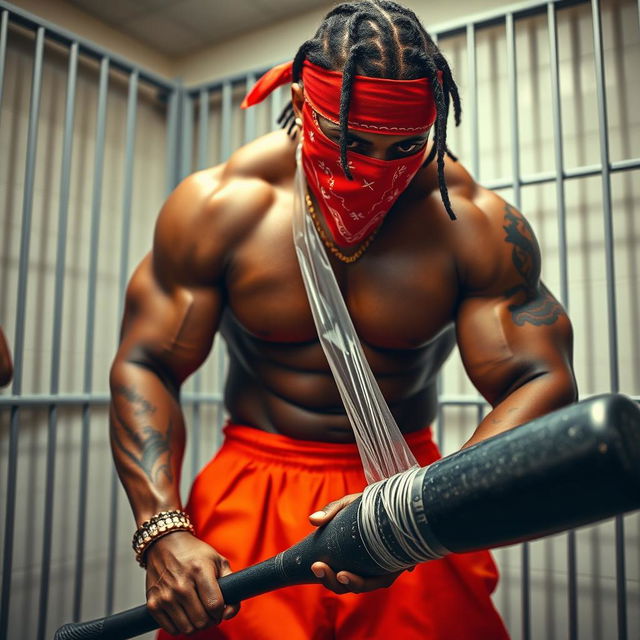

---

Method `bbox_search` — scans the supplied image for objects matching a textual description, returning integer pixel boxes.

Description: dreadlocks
[278,0,461,221]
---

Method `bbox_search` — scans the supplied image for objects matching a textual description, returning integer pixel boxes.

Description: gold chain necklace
[304,193,380,264]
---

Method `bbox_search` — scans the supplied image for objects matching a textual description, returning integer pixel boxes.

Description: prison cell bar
[73,54,110,624]
[0,24,44,640]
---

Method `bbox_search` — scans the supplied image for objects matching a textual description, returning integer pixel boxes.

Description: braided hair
[279,0,461,220]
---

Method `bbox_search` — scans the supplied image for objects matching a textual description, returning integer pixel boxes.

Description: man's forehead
[316,111,430,140]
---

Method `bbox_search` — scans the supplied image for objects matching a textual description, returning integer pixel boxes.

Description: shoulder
[153,130,295,287]
[415,154,539,295]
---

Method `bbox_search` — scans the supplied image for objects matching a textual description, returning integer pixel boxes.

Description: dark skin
[109,82,577,635]
[0,327,13,388]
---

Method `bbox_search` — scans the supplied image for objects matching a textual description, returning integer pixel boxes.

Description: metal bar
[506,13,522,210]
[220,81,232,162]
[191,374,202,479]
[0,26,44,639]
[466,24,479,178]
[476,404,484,427]
[270,85,281,130]
[244,73,256,144]
[3,391,635,409]
[36,40,78,640]
[198,88,209,170]
[0,392,225,407]
[0,0,174,91]
[612,158,640,171]
[548,2,568,309]
[165,86,180,195]
[107,68,139,616]
[436,374,444,449]
[180,90,193,180]
[592,0,620,392]
[591,2,625,639]
[0,10,8,110]
[189,88,211,476]
[482,157,640,190]
[547,4,577,638]
[506,11,530,640]
[73,54,109,622]
[118,70,139,321]
[567,528,577,640]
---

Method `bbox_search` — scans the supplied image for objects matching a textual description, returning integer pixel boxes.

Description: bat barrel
[420,393,640,552]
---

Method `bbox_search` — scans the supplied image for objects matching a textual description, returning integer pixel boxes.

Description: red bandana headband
[241,60,441,134]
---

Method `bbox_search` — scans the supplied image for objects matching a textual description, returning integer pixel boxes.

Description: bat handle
[52,555,300,639]
[53,605,154,640]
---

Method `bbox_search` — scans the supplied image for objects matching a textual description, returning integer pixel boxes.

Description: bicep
[456,283,574,406]
[117,253,221,385]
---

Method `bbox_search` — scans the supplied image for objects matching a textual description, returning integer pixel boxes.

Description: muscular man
[110,2,576,638]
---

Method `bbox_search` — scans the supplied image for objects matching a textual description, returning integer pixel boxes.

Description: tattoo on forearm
[113,383,157,416]
[502,204,563,327]
[112,385,174,484]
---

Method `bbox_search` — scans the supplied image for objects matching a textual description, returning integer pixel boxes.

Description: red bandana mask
[242,60,441,247]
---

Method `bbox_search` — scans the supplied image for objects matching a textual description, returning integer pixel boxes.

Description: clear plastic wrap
[292,144,418,484]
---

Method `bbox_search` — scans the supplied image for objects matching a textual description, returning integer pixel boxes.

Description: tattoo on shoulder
[502,204,564,327]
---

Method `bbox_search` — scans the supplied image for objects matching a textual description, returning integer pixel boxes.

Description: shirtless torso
[218,130,458,441]
[109,126,576,634]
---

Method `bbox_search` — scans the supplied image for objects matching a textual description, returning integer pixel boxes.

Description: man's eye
[344,137,360,149]
[397,141,424,153]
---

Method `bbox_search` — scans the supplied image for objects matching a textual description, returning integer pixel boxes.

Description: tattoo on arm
[113,383,157,416]
[502,204,563,327]
[112,384,174,484]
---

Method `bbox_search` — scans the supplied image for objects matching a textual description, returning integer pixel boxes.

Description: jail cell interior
[0,0,638,639]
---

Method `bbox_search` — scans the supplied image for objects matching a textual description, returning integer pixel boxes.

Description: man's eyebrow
[325,126,427,144]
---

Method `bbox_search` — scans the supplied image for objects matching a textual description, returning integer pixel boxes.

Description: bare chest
[225,193,458,350]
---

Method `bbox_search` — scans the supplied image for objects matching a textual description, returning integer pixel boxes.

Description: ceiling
[68,0,333,57]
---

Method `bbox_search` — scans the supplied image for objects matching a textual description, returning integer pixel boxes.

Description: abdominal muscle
[219,311,455,443]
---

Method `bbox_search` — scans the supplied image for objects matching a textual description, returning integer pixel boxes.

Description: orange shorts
[157,424,510,640]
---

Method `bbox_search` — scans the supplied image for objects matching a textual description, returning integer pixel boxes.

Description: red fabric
[241,60,439,135]
[241,61,293,109]
[301,102,427,246]
[157,424,510,640]
[301,60,438,135]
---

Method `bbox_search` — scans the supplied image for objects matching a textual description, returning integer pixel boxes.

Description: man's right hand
[144,531,240,635]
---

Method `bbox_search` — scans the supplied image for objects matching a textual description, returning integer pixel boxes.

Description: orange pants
[157,424,510,640]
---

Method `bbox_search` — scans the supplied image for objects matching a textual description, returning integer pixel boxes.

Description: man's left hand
[308,493,405,594]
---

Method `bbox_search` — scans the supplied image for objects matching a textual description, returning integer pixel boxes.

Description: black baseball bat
[54,393,640,640]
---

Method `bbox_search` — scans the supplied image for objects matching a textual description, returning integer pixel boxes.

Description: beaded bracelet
[132,509,194,568]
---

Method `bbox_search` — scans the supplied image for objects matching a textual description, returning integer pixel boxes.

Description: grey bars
[106,68,139,616]
[505,11,530,640]
[0,10,7,110]
[36,40,79,640]
[73,54,110,623]
[0,25,45,640]
[546,4,577,638]
[590,2,626,640]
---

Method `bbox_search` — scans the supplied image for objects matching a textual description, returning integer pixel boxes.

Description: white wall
[6,0,176,77]
[0,1,639,639]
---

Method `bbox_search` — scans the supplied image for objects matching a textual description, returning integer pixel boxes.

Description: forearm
[461,369,577,449]
[109,358,186,525]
